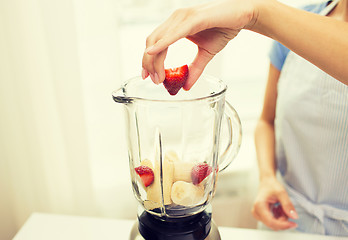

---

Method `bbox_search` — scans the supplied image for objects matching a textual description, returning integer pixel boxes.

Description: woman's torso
[274,0,348,235]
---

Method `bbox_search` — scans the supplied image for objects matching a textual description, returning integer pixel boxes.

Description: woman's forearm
[254,120,277,182]
[250,0,348,84]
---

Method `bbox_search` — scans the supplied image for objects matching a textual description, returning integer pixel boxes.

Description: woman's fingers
[184,47,214,90]
[142,8,202,83]
[278,191,299,219]
[142,36,177,84]
[146,8,200,55]
[142,51,155,83]
[252,201,298,230]
[141,0,257,86]
[252,179,298,231]
[142,32,156,82]
[153,48,168,84]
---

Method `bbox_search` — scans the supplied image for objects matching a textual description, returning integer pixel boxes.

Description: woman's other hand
[252,177,299,230]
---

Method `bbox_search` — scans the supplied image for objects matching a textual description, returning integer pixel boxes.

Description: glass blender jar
[113,75,242,240]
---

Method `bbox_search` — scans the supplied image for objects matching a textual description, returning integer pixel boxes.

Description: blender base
[129,210,221,240]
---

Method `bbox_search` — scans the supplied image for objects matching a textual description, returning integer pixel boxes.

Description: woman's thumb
[184,48,214,90]
[278,192,298,219]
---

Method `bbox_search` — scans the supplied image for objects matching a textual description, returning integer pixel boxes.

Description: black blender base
[129,210,221,240]
[129,221,221,240]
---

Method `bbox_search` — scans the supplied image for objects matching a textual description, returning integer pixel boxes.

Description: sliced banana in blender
[165,150,195,182]
[173,161,195,182]
[144,157,174,209]
[164,150,180,163]
[161,157,174,205]
[140,159,153,169]
[171,181,204,206]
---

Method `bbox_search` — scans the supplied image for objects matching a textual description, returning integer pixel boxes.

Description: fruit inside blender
[134,150,214,217]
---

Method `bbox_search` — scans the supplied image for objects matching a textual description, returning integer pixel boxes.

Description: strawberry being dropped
[191,162,212,185]
[135,165,154,187]
[163,64,189,95]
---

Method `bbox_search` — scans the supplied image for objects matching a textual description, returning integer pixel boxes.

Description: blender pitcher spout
[112,88,133,104]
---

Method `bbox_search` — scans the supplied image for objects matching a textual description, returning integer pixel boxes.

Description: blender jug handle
[218,101,242,172]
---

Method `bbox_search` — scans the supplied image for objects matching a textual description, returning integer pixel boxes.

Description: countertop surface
[13,213,347,240]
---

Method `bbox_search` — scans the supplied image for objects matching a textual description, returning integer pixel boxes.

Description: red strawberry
[163,65,189,95]
[191,162,212,185]
[271,203,286,219]
[135,166,154,187]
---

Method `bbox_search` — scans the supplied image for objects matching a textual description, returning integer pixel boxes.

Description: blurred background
[0,0,322,239]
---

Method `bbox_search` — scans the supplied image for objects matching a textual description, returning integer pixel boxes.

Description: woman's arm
[250,0,348,85]
[254,63,278,183]
[252,63,298,230]
[143,0,348,86]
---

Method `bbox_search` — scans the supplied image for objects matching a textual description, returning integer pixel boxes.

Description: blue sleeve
[269,41,290,71]
[269,0,329,71]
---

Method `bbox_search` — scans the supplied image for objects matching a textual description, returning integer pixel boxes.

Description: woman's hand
[142,0,348,87]
[142,0,258,89]
[252,177,299,230]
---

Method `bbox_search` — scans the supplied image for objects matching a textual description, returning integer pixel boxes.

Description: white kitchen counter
[13,213,347,240]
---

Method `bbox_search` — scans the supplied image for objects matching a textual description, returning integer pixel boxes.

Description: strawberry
[163,64,189,95]
[191,162,212,185]
[271,203,285,219]
[135,165,154,187]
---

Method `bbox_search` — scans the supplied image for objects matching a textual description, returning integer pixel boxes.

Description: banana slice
[171,181,204,206]
[140,159,153,169]
[143,200,160,211]
[173,161,195,182]
[164,151,195,182]
[144,157,174,209]
[160,157,174,205]
[164,150,180,163]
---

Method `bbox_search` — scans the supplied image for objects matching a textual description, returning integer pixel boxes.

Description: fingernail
[154,72,160,84]
[142,68,146,79]
[145,45,154,54]
[150,73,155,83]
[289,223,298,229]
[290,210,298,219]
